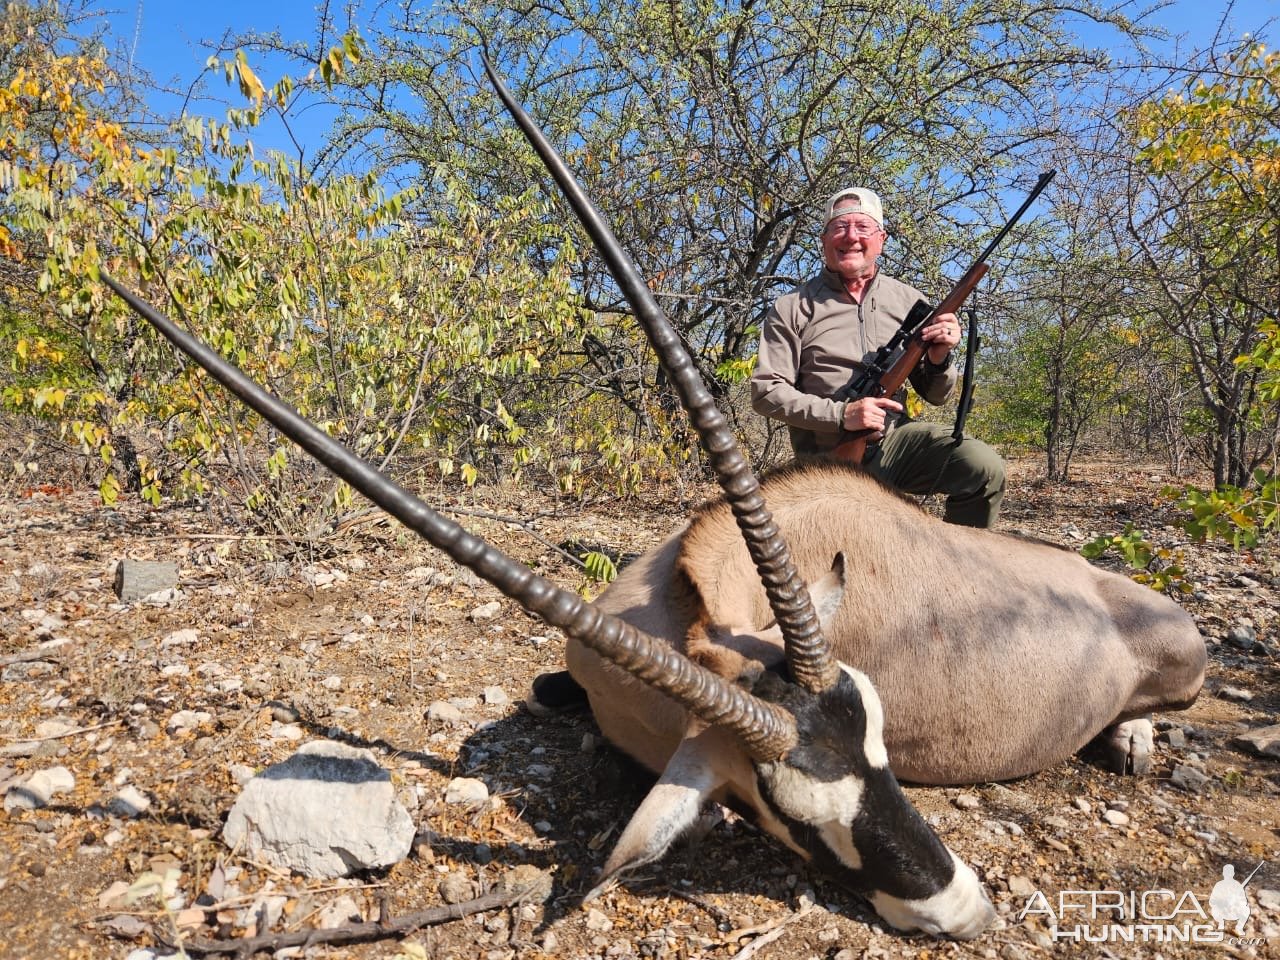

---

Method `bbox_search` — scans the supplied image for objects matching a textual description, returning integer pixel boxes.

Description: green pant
[864,421,1005,528]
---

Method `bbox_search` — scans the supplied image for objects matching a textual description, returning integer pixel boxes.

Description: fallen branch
[727,905,814,960]
[156,885,531,957]
[0,648,61,668]
[1,720,120,742]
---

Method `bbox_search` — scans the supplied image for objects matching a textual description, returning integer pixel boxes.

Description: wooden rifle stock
[831,262,989,465]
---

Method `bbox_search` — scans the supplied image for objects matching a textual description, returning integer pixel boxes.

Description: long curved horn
[99,271,797,761]
[482,57,840,692]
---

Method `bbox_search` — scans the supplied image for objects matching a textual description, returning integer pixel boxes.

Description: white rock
[953,793,980,810]
[166,710,212,735]
[1102,809,1130,827]
[161,628,200,647]
[482,686,508,705]
[445,777,490,806]
[270,722,305,741]
[222,741,414,879]
[426,701,465,725]
[97,880,131,909]
[3,765,76,812]
[1007,875,1037,897]
[585,907,613,932]
[470,601,502,621]
[34,719,77,738]
[110,785,152,818]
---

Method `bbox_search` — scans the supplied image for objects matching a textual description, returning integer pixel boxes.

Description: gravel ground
[0,456,1277,960]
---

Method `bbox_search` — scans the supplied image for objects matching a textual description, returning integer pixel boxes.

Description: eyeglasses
[826,220,884,239]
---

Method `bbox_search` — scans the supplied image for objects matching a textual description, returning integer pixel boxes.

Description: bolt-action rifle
[831,171,1055,465]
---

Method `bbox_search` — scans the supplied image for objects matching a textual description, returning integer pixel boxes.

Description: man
[751,187,1005,528]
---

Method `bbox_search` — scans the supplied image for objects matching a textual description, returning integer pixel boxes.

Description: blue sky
[99,0,1277,158]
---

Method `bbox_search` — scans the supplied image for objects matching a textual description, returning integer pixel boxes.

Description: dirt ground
[1,456,1277,960]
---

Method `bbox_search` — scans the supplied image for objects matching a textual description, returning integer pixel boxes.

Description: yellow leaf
[235,52,266,105]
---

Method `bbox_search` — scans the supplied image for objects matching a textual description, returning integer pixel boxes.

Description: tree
[0,2,598,528]
[1123,41,1280,487]
[297,0,1151,453]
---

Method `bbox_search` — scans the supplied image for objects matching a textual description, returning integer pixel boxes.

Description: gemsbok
[100,60,1205,941]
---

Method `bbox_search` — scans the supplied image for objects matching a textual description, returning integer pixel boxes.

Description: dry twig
[726,905,814,960]
[0,648,61,668]
[155,885,532,957]
[1,719,120,742]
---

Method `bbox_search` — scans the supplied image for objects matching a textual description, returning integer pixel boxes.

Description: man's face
[821,213,886,281]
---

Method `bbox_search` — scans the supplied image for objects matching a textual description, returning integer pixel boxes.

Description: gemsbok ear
[810,553,847,627]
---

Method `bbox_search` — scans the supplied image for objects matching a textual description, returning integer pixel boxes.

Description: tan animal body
[574,462,1205,789]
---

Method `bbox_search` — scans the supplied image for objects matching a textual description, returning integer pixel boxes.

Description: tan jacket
[751,268,957,455]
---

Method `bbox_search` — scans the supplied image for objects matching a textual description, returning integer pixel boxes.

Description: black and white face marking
[749,665,994,938]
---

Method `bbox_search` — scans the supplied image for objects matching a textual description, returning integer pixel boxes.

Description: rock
[113,559,179,602]
[1161,728,1187,749]
[1072,797,1093,813]
[1225,624,1257,651]
[237,893,288,936]
[174,906,206,929]
[439,872,476,904]
[110,785,152,818]
[1168,764,1210,793]
[444,777,490,807]
[166,710,212,736]
[585,907,613,932]
[267,722,304,742]
[482,686,508,706]
[1257,889,1280,912]
[161,628,200,647]
[97,880,131,909]
[4,765,76,812]
[1218,686,1254,702]
[426,701,465,725]
[222,741,415,879]
[1231,724,1280,760]
[1102,809,1130,827]
[953,793,980,810]
[500,863,554,901]
[470,601,502,621]
[1007,875,1037,897]
[316,894,363,928]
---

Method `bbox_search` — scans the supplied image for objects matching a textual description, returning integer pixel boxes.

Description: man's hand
[843,396,903,441]
[920,310,961,365]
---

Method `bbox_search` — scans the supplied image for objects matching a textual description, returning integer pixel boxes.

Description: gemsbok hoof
[1102,718,1154,775]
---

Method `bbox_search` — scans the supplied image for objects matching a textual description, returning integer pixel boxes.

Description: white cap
[823,188,884,229]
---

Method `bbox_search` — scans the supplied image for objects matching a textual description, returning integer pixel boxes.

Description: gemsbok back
[100,60,1204,942]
